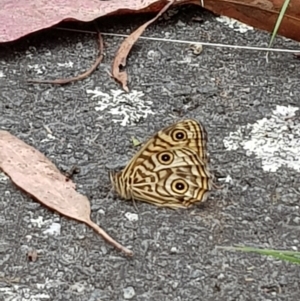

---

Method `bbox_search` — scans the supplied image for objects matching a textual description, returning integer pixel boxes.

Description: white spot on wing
[223,105,300,172]
[87,89,155,126]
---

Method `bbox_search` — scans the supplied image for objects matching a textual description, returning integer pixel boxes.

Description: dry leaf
[111,0,174,92]
[1,0,300,44]
[0,0,175,43]
[0,130,133,256]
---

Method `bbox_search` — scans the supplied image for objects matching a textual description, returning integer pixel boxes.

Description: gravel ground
[1,5,300,301]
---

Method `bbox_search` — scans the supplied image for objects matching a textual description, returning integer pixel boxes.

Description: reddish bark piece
[0,130,133,256]
[0,0,169,43]
[1,0,300,44]
[112,0,174,92]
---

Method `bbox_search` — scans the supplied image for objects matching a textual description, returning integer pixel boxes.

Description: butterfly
[110,119,212,209]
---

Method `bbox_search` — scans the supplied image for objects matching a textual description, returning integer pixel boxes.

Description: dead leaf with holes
[111,0,174,92]
[0,130,133,256]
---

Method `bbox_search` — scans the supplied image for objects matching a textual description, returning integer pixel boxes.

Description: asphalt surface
[1,5,300,301]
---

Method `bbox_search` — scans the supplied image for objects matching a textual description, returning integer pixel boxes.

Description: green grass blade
[217,246,300,265]
[268,0,291,48]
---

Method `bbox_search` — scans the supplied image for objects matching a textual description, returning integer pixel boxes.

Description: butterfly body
[111,119,212,209]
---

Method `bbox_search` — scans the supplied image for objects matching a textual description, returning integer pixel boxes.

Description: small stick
[27,29,104,85]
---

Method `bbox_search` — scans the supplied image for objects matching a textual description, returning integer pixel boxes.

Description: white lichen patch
[30,216,46,228]
[43,222,61,236]
[216,16,253,33]
[223,105,300,172]
[0,287,51,300]
[27,64,46,75]
[125,212,139,222]
[57,61,74,68]
[87,89,155,126]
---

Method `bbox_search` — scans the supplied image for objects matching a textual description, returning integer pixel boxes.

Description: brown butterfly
[110,119,212,209]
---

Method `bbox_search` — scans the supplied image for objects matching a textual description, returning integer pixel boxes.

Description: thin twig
[27,31,104,85]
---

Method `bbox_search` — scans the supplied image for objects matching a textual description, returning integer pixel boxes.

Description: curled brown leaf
[112,0,174,92]
[27,32,104,85]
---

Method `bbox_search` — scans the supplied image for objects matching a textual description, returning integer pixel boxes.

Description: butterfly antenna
[108,184,114,194]
[109,170,114,183]
[212,182,224,190]
[132,198,139,212]
[130,188,139,212]
[107,170,117,197]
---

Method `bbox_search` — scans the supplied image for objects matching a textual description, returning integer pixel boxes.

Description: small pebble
[293,216,300,224]
[0,172,9,182]
[265,216,271,222]
[123,287,135,299]
[170,246,178,254]
[98,209,105,215]
[70,282,85,293]
[43,222,61,236]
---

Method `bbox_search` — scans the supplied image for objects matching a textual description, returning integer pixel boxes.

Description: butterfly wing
[156,118,209,162]
[128,147,212,209]
[111,119,212,208]
[118,118,208,173]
